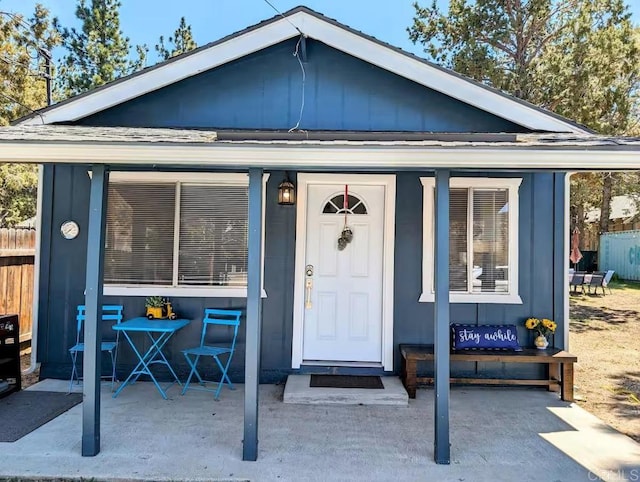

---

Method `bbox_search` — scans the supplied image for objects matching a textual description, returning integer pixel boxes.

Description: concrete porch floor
[0,379,638,482]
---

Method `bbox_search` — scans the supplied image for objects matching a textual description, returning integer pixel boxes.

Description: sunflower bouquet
[525,317,557,337]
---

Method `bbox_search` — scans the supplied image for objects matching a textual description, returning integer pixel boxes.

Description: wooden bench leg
[548,363,560,393]
[561,363,574,402]
[402,357,417,399]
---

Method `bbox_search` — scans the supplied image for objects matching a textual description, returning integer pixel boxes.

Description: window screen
[432,187,510,293]
[104,181,249,288]
[449,189,468,291]
[105,183,175,285]
[472,189,509,293]
[178,185,248,286]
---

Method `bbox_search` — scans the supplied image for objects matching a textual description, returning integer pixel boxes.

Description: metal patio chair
[569,271,586,293]
[601,270,615,295]
[68,304,124,393]
[587,271,605,295]
[181,308,241,400]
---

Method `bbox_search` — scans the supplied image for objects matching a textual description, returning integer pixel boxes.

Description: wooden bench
[400,344,577,402]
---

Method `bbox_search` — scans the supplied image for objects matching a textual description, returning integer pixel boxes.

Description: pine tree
[0,4,59,226]
[409,0,640,233]
[155,17,197,61]
[56,0,146,97]
[0,3,59,124]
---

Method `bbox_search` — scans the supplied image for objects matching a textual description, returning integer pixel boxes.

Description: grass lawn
[570,280,640,443]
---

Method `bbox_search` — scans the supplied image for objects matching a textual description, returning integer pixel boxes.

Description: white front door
[301,181,386,363]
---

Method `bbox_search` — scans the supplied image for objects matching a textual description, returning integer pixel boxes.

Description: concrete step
[283,374,408,406]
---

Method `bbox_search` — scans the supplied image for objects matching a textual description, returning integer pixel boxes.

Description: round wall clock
[60,220,80,240]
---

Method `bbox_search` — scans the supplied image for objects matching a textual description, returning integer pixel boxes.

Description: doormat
[0,390,82,442]
[309,375,384,389]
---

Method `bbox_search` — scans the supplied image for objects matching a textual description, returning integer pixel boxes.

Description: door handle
[305,278,313,309]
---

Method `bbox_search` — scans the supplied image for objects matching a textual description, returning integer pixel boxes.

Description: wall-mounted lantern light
[278,172,295,205]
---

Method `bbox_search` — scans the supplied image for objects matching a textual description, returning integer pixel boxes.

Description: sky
[3,0,638,65]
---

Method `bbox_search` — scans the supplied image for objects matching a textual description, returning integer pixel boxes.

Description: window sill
[104,285,268,298]
[418,292,522,304]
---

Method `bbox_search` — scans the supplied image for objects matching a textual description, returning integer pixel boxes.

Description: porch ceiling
[0,125,638,170]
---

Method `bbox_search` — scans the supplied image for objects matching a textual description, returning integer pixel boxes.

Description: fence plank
[19,263,33,340]
[0,228,36,341]
[0,229,7,250]
[8,228,16,250]
[5,264,21,317]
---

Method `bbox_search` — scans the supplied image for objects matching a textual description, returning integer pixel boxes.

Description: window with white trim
[103,172,266,296]
[420,177,522,304]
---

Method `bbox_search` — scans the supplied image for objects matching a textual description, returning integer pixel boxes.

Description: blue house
[1,6,638,463]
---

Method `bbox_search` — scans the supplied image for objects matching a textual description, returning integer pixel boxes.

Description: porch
[1,379,638,481]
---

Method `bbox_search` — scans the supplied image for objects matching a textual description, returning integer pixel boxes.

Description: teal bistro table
[112,317,191,399]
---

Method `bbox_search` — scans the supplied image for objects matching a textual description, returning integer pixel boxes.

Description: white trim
[103,171,270,296]
[301,361,383,368]
[1,142,636,170]
[419,177,522,304]
[172,182,181,286]
[24,165,44,375]
[108,171,249,183]
[291,173,396,371]
[564,173,571,350]
[104,285,268,298]
[16,11,585,133]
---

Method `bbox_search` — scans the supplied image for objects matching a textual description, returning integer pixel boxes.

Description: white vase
[534,335,549,350]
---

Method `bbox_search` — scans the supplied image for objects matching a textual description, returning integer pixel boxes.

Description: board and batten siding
[73,38,527,133]
[37,165,296,383]
[37,165,565,382]
[36,35,567,381]
[393,172,566,380]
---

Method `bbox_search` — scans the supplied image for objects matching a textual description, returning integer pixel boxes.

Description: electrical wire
[258,1,308,131]
[0,91,46,123]
[262,0,304,36]
[288,35,306,132]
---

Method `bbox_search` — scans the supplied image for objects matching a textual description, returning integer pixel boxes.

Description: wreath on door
[337,184,354,251]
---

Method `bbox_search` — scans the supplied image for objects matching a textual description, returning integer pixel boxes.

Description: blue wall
[36,36,567,383]
[38,166,297,383]
[37,167,564,383]
[74,38,526,133]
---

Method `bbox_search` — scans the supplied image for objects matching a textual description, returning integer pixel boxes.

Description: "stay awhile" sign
[451,324,521,351]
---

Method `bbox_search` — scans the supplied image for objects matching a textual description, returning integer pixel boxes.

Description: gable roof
[16,6,588,134]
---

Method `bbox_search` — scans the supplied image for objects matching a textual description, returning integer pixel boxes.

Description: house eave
[0,140,638,170]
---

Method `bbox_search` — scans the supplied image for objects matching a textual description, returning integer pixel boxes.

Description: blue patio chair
[68,304,124,393]
[181,309,241,400]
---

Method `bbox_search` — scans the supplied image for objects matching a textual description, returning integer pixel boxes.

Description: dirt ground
[570,281,640,443]
[19,351,39,388]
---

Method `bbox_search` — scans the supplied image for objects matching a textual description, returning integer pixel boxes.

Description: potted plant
[145,296,165,319]
[525,317,557,350]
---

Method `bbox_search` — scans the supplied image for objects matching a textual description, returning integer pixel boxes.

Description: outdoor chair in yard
[181,308,241,400]
[587,271,605,295]
[601,270,615,295]
[68,305,124,393]
[569,271,586,293]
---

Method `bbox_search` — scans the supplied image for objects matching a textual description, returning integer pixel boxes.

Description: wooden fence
[0,228,35,342]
